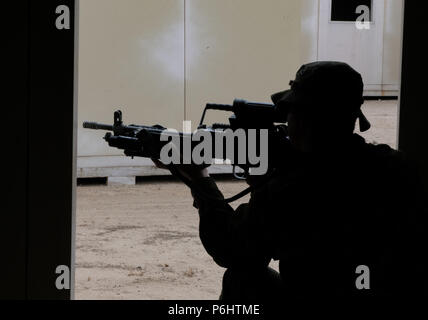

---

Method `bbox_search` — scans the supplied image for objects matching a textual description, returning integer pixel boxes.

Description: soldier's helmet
[272,61,371,132]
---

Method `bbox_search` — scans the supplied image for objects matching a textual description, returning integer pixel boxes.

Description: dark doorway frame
[398,0,428,193]
[2,0,77,299]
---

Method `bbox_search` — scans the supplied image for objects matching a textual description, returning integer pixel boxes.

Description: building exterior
[77,0,403,181]
[302,0,404,96]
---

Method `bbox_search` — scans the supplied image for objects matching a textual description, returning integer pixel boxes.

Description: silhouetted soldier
[157,61,427,299]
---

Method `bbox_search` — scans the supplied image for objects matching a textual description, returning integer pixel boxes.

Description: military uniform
[192,134,426,299]
[190,62,427,299]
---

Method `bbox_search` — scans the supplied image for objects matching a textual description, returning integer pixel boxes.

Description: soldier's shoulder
[365,141,399,157]
[363,139,410,171]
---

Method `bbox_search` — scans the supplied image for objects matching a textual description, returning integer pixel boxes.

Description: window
[331,0,372,22]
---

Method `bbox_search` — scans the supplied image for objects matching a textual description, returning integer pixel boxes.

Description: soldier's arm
[190,177,272,269]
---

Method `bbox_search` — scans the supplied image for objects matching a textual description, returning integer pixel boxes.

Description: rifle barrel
[83,122,114,131]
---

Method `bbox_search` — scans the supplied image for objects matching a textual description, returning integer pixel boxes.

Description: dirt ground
[75,100,398,300]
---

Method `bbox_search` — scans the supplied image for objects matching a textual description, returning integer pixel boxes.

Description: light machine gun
[83,99,290,202]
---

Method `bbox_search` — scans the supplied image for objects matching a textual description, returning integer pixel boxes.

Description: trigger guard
[233,166,247,180]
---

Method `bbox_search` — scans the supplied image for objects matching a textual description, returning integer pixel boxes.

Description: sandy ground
[75,100,398,300]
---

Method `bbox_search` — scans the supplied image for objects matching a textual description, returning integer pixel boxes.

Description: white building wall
[382,0,404,94]
[78,0,185,160]
[301,0,320,64]
[300,0,404,96]
[185,0,301,127]
[77,0,302,178]
[77,0,403,179]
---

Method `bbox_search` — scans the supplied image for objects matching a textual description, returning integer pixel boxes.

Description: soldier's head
[272,61,370,153]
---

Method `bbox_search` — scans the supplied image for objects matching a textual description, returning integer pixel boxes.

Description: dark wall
[2,1,30,299]
[2,0,75,299]
[399,0,428,192]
